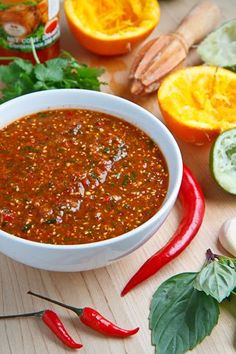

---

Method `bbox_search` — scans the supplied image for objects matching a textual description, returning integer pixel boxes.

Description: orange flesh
[67,0,159,37]
[158,66,236,144]
[64,0,160,55]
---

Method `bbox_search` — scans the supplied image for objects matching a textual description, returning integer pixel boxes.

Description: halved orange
[158,66,236,145]
[64,0,160,56]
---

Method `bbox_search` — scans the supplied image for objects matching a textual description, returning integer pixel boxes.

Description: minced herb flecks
[0,109,169,245]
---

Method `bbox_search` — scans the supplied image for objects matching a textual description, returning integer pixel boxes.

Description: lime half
[210,128,236,194]
[197,19,236,67]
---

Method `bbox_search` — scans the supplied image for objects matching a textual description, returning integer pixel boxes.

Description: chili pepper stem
[0,310,44,319]
[0,56,19,61]
[27,291,83,316]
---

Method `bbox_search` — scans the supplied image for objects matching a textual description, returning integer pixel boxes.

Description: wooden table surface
[1,1,236,353]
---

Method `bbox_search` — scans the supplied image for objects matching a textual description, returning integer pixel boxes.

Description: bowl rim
[0,89,183,250]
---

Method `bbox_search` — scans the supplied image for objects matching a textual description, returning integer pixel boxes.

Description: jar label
[0,0,60,52]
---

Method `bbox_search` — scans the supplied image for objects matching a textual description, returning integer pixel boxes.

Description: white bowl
[0,89,182,271]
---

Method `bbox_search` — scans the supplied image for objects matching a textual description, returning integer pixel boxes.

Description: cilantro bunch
[0,52,104,104]
[149,249,236,354]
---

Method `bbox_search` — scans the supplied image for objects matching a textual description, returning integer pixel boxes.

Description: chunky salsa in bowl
[0,90,182,271]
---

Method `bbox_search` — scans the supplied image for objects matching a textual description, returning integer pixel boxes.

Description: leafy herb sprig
[0,51,104,104]
[194,249,236,302]
[149,249,236,354]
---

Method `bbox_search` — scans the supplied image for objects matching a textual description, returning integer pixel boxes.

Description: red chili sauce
[0,109,169,245]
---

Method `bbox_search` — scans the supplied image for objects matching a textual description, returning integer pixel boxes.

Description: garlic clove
[219,217,236,257]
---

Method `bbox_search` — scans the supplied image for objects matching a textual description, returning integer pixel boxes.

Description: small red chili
[42,310,83,349]
[79,307,139,337]
[28,291,139,337]
[0,309,83,349]
[121,164,205,296]
[103,195,111,203]
[0,209,14,223]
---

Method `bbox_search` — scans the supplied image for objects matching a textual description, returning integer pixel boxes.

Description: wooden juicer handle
[176,0,221,49]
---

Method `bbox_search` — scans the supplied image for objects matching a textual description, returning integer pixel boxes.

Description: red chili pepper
[79,307,139,337]
[0,310,83,349]
[28,291,139,337]
[121,164,205,296]
[42,310,83,349]
[0,209,14,223]
[103,195,111,203]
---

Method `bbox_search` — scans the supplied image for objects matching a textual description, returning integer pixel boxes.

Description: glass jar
[0,0,60,63]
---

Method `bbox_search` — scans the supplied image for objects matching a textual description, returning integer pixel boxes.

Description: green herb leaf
[0,4,11,10]
[122,175,130,186]
[34,59,67,82]
[216,255,236,298]
[217,255,236,268]
[20,146,40,153]
[194,261,236,303]
[14,58,33,74]
[0,61,23,84]
[0,52,104,104]
[21,223,32,232]
[224,65,236,73]
[149,273,219,354]
[34,63,61,82]
[44,218,57,225]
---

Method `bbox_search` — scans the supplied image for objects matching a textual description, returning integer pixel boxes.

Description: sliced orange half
[158,66,236,145]
[64,0,160,56]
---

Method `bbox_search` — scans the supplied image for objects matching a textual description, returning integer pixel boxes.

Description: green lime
[197,19,236,67]
[210,128,236,194]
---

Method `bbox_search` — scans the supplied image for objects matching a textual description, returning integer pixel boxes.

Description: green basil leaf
[194,261,236,302]
[217,256,236,297]
[217,256,236,268]
[149,273,219,354]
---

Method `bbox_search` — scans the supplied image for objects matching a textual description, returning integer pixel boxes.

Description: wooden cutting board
[0,1,235,353]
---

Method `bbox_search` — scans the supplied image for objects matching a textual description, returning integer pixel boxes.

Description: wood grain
[1,1,236,353]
